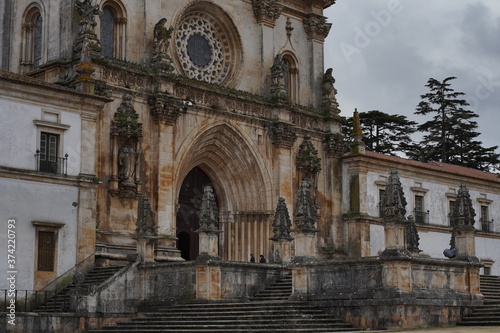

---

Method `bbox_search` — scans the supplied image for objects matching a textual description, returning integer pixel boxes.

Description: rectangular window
[414,195,424,223]
[449,201,456,227]
[379,189,385,218]
[38,132,59,173]
[481,206,490,232]
[37,230,56,271]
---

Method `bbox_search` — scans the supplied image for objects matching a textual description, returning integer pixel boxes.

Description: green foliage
[409,77,499,171]
[342,110,417,155]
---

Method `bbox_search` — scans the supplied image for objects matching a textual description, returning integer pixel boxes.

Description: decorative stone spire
[406,215,421,254]
[136,196,157,238]
[271,197,293,240]
[297,135,321,176]
[198,185,219,231]
[111,94,143,140]
[294,180,318,230]
[382,169,407,221]
[350,109,365,155]
[451,183,476,230]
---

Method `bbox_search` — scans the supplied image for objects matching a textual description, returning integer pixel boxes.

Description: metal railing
[480,218,494,233]
[1,253,95,312]
[1,289,67,312]
[413,209,429,224]
[35,151,68,175]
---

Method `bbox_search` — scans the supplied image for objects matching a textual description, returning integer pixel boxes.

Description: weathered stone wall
[291,257,483,329]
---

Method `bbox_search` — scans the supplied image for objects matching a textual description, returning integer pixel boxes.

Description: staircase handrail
[38,252,96,294]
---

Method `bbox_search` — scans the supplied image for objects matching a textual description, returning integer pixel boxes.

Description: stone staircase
[35,265,123,312]
[458,274,500,326]
[89,273,360,333]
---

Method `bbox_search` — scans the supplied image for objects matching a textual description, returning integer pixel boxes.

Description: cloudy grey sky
[324,0,500,155]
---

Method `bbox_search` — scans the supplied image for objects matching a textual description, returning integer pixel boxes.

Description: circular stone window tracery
[174,6,241,86]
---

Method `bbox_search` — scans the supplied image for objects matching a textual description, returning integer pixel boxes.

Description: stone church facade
[1,0,344,289]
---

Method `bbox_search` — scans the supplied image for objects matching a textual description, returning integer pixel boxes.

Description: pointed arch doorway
[176,166,218,260]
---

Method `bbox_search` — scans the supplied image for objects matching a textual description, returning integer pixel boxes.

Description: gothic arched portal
[176,166,217,260]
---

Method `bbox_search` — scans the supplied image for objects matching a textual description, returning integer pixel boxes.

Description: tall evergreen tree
[342,110,417,155]
[410,77,499,171]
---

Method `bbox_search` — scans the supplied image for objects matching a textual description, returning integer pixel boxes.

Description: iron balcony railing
[413,209,429,224]
[480,218,494,233]
[35,151,68,175]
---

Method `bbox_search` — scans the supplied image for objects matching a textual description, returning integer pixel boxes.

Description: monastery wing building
[0,1,499,332]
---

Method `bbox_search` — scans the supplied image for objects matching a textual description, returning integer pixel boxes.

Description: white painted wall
[0,98,81,176]
[0,178,78,290]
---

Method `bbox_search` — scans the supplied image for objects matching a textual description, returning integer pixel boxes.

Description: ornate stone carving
[148,94,191,125]
[451,183,476,230]
[270,197,293,240]
[294,180,318,230]
[323,132,345,157]
[321,68,340,116]
[406,215,421,254]
[152,18,174,72]
[109,94,143,200]
[198,186,219,232]
[297,135,321,176]
[74,0,101,54]
[382,169,407,220]
[270,54,288,102]
[269,121,297,148]
[252,0,283,27]
[303,14,331,41]
[175,12,238,85]
[136,196,157,238]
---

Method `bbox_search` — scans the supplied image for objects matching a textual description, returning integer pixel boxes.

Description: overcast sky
[324,0,500,156]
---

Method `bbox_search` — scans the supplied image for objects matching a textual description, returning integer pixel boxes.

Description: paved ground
[385,327,500,332]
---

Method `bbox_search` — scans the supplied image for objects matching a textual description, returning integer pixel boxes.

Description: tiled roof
[345,151,500,183]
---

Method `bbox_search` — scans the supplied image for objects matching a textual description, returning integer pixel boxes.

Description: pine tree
[342,110,417,155]
[410,77,499,171]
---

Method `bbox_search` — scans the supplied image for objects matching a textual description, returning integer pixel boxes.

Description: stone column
[269,122,297,204]
[303,14,331,107]
[149,93,190,259]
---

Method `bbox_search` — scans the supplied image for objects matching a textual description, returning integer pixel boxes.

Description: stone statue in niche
[270,53,288,101]
[118,143,140,188]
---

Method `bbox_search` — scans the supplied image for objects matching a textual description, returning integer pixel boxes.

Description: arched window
[100,7,115,57]
[21,5,43,72]
[282,53,298,103]
[99,1,127,59]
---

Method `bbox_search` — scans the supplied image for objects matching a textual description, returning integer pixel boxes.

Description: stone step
[34,265,123,312]
[460,275,500,326]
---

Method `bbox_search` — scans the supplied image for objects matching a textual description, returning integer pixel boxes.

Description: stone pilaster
[292,180,319,259]
[270,197,294,263]
[269,122,297,205]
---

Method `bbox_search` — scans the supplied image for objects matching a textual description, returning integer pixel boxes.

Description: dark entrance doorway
[176,167,217,260]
